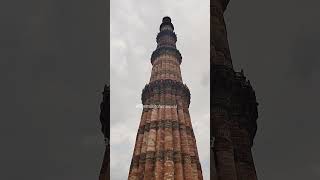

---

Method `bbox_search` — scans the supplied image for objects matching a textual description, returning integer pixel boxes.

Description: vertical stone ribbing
[128,16,203,179]
[155,90,165,180]
[176,90,193,180]
[129,109,147,179]
[172,88,184,180]
[163,86,174,180]
[138,104,152,179]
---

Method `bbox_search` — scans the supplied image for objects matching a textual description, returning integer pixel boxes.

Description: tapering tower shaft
[128,17,203,180]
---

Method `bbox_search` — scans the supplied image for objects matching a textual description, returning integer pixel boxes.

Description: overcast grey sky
[110,0,210,179]
[0,0,320,179]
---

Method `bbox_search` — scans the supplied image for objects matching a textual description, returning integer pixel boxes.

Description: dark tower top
[153,16,182,66]
[160,16,174,31]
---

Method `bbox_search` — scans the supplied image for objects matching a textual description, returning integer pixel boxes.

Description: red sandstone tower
[128,17,203,180]
[211,0,259,180]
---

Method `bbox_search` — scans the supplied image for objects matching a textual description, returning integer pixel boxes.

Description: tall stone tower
[99,85,110,180]
[128,17,203,180]
[211,0,259,180]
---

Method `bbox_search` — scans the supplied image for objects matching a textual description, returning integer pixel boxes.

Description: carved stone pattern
[142,79,190,105]
[151,46,182,64]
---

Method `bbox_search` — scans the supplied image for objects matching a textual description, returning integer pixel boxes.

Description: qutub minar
[99,1,259,178]
[128,17,203,179]
[211,0,259,180]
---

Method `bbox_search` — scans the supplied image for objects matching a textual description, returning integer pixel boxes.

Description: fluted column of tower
[128,17,203,180]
